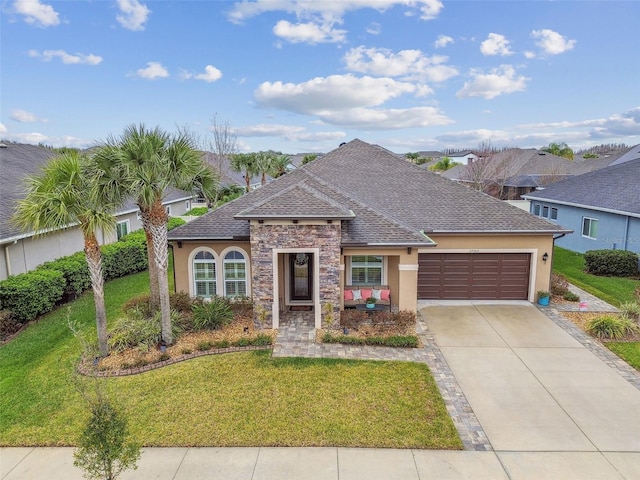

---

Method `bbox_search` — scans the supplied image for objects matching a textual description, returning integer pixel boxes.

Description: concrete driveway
[422,303,640,456]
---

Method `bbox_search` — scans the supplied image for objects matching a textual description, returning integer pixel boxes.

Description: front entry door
[290,253,313,301]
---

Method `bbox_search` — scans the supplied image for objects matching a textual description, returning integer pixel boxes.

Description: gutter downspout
[623,216,630,251]
[3,244,12,278]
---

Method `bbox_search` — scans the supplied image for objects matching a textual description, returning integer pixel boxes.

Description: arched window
[193,251,216,298]
[224,250,247,298]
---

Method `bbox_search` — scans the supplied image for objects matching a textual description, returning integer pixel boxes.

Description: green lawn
[0,271,460,449]
[552,247,639,306]
[552,246,640,370]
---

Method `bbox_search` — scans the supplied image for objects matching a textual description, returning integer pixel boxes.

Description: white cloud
[11,109,47,123]
[273,20,346,44]
[480,33,513,56]
[254,74,451,129]
[588,107,640,138]
[0,123,7,133]
[343,46,458,83]
[116,0,151,31]
[135,61,169,79]
[13,0,59,27]
[255,74,419,113]
[28,49,103,65]
[235,124,346,142]
[366,22,381,35]
[182,65,223,83]
[456,65,528,99]
[531,29,576,55]
[524,51,536,59]
[434,35,453,48]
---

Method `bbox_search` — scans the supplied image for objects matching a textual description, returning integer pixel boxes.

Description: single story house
[0,142,199,280]
[523,158,640,254]
[168,139,569,329]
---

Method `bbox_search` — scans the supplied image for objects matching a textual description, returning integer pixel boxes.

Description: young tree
[93,125,218,345]
[429,156,458,172]
[541,142,574,160]
[13,152,115,356]
[207,113,238,180]
[301,153,317,165]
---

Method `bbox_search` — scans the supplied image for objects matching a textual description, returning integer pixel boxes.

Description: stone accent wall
[249,223,341,328]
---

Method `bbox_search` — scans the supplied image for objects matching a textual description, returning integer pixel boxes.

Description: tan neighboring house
[168,139,570,329]
[0,142,198,281]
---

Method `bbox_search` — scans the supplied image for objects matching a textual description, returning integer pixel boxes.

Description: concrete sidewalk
[4,446,640,480]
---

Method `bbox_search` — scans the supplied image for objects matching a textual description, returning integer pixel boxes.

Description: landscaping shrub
[196,340,212,351]
[322,332,419,348]
[619,301,640,321]
[0,269,65,322]
[340,309,370,329]
[167,217,186,231]
[563,291,580,302]
[169,291,194,313]
[0,310,21,341]
[191,297,233,331]
[121,295,153,317]
[213,340,229,349]
[251,333,273,346]
[101,241,147,280]
[584,250,639,277]
[229,296,254,316]
[550,273,570,296]
[184,207,208,216]
[109,308,182,353]
[586,315,639,340]
[40,252,91,298]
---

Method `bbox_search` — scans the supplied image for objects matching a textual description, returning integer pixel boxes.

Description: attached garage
[418,252,531,300]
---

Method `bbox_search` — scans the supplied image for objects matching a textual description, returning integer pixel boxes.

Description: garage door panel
[418,253,530,300]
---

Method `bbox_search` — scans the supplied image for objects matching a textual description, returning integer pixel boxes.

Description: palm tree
[13,151,115,356]
[230,153,257,192]
[269,153,291,178]
[254,150,278,186]
[93,125,218,345]
[301,153,317,165]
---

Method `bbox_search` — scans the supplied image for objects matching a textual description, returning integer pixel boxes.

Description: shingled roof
[524,158,640,217]
[168,139,568,246]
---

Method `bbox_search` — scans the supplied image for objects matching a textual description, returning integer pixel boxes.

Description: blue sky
[2,0,639,154]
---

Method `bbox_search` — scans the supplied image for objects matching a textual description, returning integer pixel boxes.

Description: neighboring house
[168,139,568,329]
[0,142,198,280]
[443,148,578,199]
[447,150,478,165]
[523,158,640,254]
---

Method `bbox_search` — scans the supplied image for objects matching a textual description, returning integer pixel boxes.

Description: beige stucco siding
[422,234,555,301]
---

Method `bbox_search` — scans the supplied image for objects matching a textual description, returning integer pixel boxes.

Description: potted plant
[365,297,377,309]
[537,290,551,306]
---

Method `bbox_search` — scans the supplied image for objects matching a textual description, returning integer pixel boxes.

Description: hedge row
[584,249,639,277]
[0,237,147,324]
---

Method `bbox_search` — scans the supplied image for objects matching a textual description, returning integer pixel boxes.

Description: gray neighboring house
[523,158,640,254]
[0,142,198,281]
[169,139,568,329]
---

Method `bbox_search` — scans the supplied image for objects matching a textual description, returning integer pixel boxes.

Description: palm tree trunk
[148,201,172,344]
[141,210,160,312]
[244,171,251,192]
[84,233,109,357]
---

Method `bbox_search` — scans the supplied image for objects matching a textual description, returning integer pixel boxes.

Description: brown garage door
[418,253,531,300]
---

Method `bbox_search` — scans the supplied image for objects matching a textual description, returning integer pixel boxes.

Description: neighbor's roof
[0,143,195,243]
[169,139,567,246]
[523,158,640,217]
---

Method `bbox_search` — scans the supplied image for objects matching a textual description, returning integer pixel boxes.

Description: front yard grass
[553,246,640,370]
[0,271,461,449]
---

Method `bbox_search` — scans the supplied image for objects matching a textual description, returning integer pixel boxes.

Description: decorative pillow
[380,289,390,301]
[344,289,354,301]
[351,289,362,300]
[360,289,372,300]
[371,289,382,300]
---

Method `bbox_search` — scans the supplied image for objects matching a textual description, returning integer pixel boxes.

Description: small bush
[40,252,91,297]
[0,269,65,322]
[619,301,640,321]
[196,340,212,351]
[340,309,370,329]
[251,333,273,346]
[158,353,171,362]
[0,310,21,341]
[109,308,182,353]
[586,315,639,340]
[213,340,229,349]
[550,273,570,296]
[584,250,639,277]
[322,332,419,347]
[121,295,152,317]
[184,207,208,216]
[101,241,147,280]
[232,337,251,347]
[170,292,193,313]
[181,347,192,355]
[563,291,580,302]
[191,297,233,331]
[228,296,254,316]
[167,217,187,231]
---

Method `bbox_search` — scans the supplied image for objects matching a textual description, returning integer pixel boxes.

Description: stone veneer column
[249,222,341,328]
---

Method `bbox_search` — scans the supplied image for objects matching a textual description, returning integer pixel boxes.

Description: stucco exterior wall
[425,234,554,300]
[171,240,252,297]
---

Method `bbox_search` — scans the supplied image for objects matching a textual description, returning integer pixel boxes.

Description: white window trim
[582,217,598,240]
[165,205,172,216]
[345,255,388,286]
[116,219,130,240]
[219,246,251,298]
[187,247,218,298]
[550,207,558,220]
